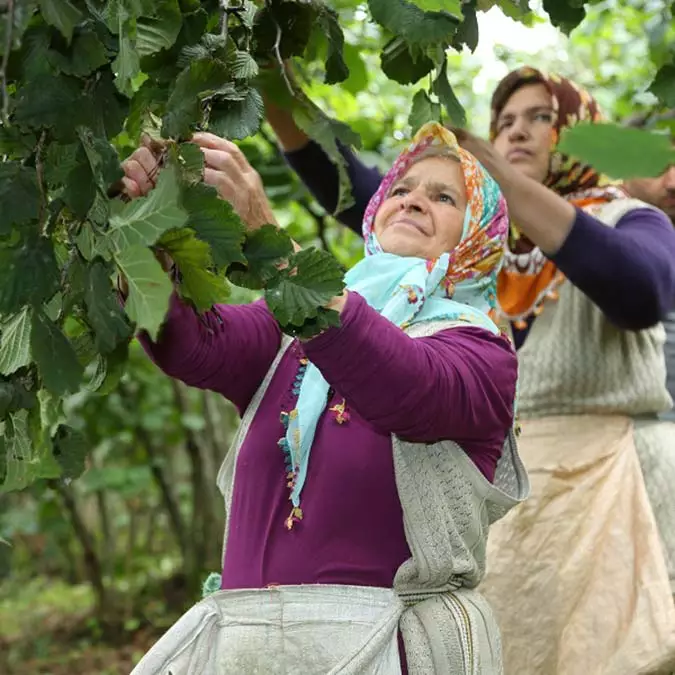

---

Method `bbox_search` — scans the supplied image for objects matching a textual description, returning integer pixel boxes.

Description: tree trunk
[49,480,107,614]
[136,426,190,562]
[171,381,215,588]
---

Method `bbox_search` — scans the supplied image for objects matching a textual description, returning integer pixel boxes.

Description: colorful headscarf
[281,122,509,529]
[489,67,626,327]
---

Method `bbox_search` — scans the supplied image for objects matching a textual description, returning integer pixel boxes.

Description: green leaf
[433,62,466,126]
[113,34,141,97]
[264,248,345,327]
[409,89,441,130]
[78,128,124,192]
[97,341,129,396]
[1,410,58,494]
[368,0,459,46]
[0,235,59,315]
[84,261,132,354]
[160,229,230,311]
[227,225,294,290]
[14,74,84,141]
[318,7,349,84]
[231,51,259,80]
[38,0,83,43]
[209,87,264,140]
[252,0,316,61]
[292,99,361,214]
[341,43,368,95]
[62,161,97,219]
[381,37,435,85]
[31,312,84,396]
[115,245,173,341]
[452,5,478,52]
[48,28,109,76]
[407,0,462,14]
[649,64,675,108]
[180,182,246,267]
[542,0,585,34]
[0,162,40,234]
[136,1,182,57]
[44,143,80,188]
[162,59,230,139]
[177,142,205,183]
[52,426,88,480]
[0,309,33,376]
[108,165,189,250]
[558,123,675,179]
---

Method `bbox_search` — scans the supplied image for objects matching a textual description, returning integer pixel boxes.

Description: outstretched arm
[303,291,517,474]
[456,131,675,329]
[120,135,284,413]
[264,96,382,236]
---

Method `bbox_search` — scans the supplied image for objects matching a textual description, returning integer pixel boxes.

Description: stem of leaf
[1,0,14,125]
[267,0,294,96]
[219,0,229,40]
[36,130,48,233]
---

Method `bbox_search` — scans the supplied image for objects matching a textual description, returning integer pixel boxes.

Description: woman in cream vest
[122,123,529,673]
[457,67,675,674]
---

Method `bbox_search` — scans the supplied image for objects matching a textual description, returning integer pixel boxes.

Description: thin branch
[220,0,230,40]
[35,130,48,232]
[266,0,294,95]
[1,0,14,125]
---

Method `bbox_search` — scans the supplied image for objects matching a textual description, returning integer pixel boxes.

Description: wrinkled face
[373,156,467,259]
[624,164,675,220]
[492,83,554,183]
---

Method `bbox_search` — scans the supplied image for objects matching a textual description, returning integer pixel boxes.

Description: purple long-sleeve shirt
[286,140,675,346]
[140,291,517,590]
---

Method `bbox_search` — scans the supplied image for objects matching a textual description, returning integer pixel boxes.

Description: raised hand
[191,132,277,231]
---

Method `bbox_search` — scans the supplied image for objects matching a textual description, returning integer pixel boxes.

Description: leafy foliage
[0,0,673,497]
[559,123,675,179]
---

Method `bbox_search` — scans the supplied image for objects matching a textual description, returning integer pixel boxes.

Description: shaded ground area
[0,576,187,675]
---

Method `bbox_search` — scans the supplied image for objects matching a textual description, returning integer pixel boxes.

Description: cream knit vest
[516,198,672,418]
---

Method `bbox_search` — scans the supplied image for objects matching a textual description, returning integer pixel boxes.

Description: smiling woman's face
[373,156,467,259]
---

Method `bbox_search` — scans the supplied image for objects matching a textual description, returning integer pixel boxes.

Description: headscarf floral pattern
[489,67,626,326]
[360,121,510,328]
[280,122,511,530]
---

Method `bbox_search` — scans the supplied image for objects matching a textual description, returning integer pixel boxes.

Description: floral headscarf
[490,67,626,327]
[281,122,510,529]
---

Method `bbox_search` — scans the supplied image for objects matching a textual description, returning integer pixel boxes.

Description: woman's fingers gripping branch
[121,137,162,199]
[191,132,278,231]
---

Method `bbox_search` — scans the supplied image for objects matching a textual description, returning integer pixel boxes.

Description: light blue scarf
[280,122,509,528]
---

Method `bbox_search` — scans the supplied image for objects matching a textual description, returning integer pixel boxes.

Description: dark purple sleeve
[138,296,281,415]
[551,206,675,330]
[303,292,517,476]
[284,140,382,237]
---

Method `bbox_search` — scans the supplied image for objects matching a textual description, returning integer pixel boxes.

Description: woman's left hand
[191,132,277,231]
[450,127,508,175]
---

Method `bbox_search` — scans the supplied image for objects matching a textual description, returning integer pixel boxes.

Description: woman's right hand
[121,135,163,199]
[118,137,172,297]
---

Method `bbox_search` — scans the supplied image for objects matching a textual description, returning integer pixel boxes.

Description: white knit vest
[516,198,672,418]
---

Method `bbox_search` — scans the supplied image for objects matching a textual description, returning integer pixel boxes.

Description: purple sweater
[286,140,675,347]
[141,291,517,590]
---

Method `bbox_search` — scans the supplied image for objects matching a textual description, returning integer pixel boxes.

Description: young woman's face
[373,156,467,259]
[492,83,555,184]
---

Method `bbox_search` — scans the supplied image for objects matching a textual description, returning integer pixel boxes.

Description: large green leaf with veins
[114,245,173,341]
[558,123,675,179]
[107,165,189,250]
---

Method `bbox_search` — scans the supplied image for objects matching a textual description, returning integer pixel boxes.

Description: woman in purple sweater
[265,68,675,671]
[126,123,527,674]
